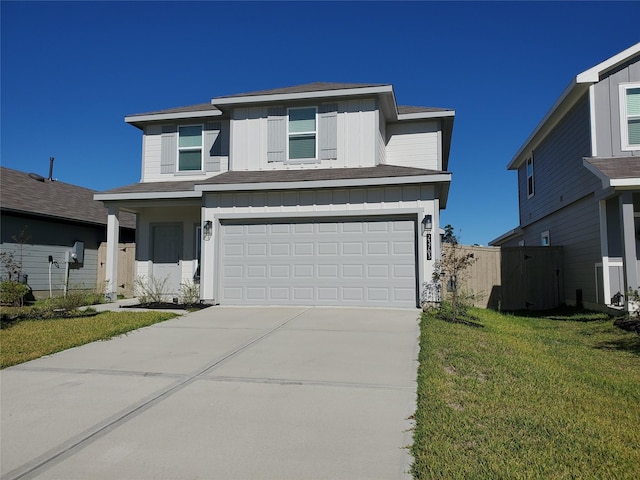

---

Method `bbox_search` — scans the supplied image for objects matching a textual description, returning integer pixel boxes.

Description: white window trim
[287,106,318,161]
[619,83,640,151]
[177,124,204,172]
[526,155,535,199]
[541,230,550,247]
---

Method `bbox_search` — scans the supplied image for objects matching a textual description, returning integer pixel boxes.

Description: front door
[151,224,183,298]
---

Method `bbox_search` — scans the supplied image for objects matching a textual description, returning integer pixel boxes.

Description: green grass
[0,310,178,368]
[412,307,640,479]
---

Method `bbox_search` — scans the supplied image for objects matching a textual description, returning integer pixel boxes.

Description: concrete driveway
[1,306,420,480]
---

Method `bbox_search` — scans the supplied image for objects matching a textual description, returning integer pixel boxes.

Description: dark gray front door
[152,224,182,297]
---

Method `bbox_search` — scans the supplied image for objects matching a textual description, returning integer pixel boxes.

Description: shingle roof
[212,82,387,99]
[397,105,452,114]
[99,165,448,196]
[584,157,640,180]
[101,180,200,195]
[0,167,136,228]
[200,164,447,185]
[126,102,219,118]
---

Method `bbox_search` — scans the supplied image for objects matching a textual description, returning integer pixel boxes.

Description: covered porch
[586,157,640,310]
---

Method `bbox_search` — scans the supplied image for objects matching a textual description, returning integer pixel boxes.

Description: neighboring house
[0,166,135,297]
[490,43,640,310]
[96,82,454,308]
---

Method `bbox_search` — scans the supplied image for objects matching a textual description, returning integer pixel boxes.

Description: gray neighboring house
[96,82,455,308]
[0,166,135,297]
[491,43,640,311]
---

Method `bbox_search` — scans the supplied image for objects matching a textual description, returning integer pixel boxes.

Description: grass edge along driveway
[412,308,640,479]
[1,311,178,368]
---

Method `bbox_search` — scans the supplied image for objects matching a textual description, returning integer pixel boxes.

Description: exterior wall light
[422,214,433,236]
[422,215,433,260]
[203,220,213,240]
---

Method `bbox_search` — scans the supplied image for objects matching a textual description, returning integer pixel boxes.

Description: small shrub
[135,275,169,304]
[179,280,200,305]
[1,281,30,307]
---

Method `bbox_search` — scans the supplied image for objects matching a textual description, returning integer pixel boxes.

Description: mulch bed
[120,302,212,310]
[614,317,640,335]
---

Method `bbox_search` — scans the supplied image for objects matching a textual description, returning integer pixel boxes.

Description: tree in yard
[432,225,477,322]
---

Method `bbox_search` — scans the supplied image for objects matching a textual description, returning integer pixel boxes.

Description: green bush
[1,281,30,307]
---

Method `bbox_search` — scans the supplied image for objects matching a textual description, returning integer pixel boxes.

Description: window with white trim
[288,107,317,160]
[541,230,550,247]
[526,155,535,198]
[178,125,203,171]
[620,84,640,151]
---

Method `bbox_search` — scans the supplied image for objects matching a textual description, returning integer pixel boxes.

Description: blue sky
[2,1,639,245]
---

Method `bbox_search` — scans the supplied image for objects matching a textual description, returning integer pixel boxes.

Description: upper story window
[178,125,203,171]
[288,107,317,160]
[620,84,640,151]
[526,155,535,198]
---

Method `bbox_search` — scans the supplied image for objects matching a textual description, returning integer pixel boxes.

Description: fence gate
[97,242,136,298]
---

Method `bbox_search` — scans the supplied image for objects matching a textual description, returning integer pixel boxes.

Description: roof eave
[125,109,223,129]
[211,85,395,107]
[195,173,452,193]
[94,191,203,201]
[508,42,640,171]
[396,110,455,121]
[488,227,523,246]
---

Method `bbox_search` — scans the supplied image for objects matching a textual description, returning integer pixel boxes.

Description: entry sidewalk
[1,306,420,480]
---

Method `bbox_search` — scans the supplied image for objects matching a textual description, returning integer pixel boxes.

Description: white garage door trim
[216,214,419,308]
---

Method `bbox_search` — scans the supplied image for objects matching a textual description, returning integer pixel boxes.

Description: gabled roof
[508,42,640,170]
[0,166,136,229]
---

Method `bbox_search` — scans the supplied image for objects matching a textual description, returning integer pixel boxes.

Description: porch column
[599,200,611,304]
[619,192,638,308]
[105,206,120,302]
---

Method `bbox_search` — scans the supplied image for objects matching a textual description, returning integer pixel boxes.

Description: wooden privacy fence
[97,242,136,298]
[443,244,563,311]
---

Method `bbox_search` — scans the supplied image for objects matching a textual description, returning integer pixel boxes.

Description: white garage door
[218,216,417,307]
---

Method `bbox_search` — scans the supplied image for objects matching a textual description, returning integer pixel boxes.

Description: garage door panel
[219,217,417,307]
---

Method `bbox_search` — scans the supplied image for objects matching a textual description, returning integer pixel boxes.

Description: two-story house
[96,83,454,308]
[490,43,640,310]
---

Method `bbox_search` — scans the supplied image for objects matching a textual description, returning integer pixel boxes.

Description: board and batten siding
[377,109,386,165]
[593,56,640,158]
[141,122,230,183]
[385,121,439,170]
[230,99,379,171]
[518,93,596,227]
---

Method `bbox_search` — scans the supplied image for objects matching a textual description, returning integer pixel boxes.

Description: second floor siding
[386,121,440,170]
[142,121,231,182]
[593,57,640,158]
[137,97,444,182]
[518,93,597,227]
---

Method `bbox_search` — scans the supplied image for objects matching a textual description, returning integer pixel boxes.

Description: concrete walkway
[1,306,420,480]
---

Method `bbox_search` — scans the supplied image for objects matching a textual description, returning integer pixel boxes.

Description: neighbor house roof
[96,164,452,206]
[583,157,640,188]
[508,42,640,170]
[0,166,136,229]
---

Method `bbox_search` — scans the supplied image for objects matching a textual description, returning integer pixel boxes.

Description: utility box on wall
[66,241,85,267]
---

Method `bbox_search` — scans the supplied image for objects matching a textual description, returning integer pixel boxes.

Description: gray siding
[518,93,596,227]
[594,57,640,157]
[0,215,105,295]
[518,195,600,306]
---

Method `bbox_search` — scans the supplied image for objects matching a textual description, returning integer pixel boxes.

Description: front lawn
[412,307,640,479]
[0,310,178,368]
